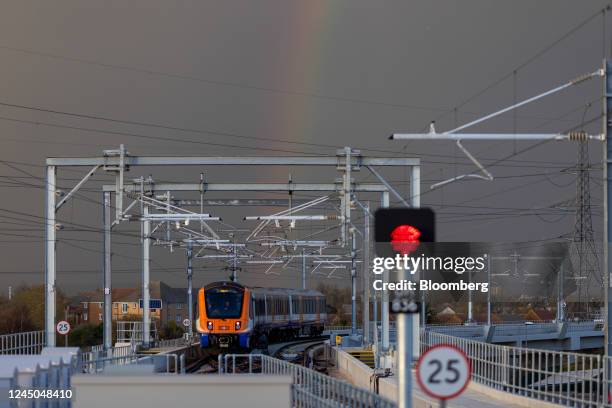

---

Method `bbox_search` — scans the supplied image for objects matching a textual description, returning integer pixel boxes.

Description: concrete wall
[72,375,292,408]
[334,347,375,392]
[334,348,432,407]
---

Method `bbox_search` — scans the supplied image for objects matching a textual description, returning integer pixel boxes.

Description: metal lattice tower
[570,138,601,316]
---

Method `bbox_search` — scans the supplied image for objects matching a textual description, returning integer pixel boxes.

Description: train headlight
[235,321,241,330]
[207,321,213,330]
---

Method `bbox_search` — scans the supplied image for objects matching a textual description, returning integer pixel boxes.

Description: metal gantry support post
[468,269,473,323]
[187,240,194,340]
[397,264,413,408]
[342,147,352,246]
[362,202,371,344]
[232,241,238,282]
[142,204,151,347]
[420,266,426,330]
[381,191,390,354]
[373,288,379,368]
[351,230,357,335]
[103,192,112,351]
[397,164,420,408]
[487,254,491,326]
[302,249,306,290]
[114,144,126,222]
[410,165,420,359]
[604,59,612,367]
[556,260,564,322]
[45,165,57,347]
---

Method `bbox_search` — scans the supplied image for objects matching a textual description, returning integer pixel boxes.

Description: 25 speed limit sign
[416,344,471,401]
[56,320,71,336]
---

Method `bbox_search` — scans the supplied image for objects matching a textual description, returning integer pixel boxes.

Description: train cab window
[205,286,244,318]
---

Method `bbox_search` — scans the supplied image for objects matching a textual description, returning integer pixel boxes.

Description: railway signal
[375,208,435,408]
[374,208,435,251]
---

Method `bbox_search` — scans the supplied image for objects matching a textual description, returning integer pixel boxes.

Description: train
[196,281,326,350]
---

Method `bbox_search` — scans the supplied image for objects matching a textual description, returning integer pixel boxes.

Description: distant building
[78,281,188,327]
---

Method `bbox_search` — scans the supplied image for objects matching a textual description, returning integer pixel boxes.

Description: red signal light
[390,224,421,255]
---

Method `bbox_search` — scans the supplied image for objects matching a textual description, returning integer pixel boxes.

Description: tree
[0,285,68,334]
[68,324,103,348]
[160,321,185,340]
[316,283,352,325]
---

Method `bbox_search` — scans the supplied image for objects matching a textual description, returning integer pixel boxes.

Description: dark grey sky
[0,0,609,295]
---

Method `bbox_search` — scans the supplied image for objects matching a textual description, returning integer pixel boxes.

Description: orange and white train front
[196,281,252,349]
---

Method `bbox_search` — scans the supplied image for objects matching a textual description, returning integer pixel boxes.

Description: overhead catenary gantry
[45,147,420,351]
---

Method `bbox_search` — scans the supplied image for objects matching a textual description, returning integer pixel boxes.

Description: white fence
[80,344,136,372]
[422,330,611,407]
[220,353,396,408]
[0,330,45,354]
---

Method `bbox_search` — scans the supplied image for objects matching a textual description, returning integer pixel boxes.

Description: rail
[220,353,396,408]
[0,330,45,354]
[422,330,612,407]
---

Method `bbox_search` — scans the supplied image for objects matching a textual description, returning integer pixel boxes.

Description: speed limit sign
[56,320,71,336]
[416,344,471,401]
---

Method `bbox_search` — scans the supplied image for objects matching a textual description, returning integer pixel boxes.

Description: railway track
[274,337,327,368]
[186,336,328,374]
[302,341,329,373]
[185,351,219,374]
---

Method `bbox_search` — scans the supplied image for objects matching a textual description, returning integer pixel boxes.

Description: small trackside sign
[56,320,71,336]
[416,344,471,402]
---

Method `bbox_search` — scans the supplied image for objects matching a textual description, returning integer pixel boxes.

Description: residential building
[78,281,188,327]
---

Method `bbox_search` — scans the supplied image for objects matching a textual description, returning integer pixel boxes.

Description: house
[78,281,188,327]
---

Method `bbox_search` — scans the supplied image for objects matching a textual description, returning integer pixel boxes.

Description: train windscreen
[205,286,243,318]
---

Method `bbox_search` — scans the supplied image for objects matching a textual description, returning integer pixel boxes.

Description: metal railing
[220,354,396,408]
[422,330,612,407]
[80,344,136,371]
[116,320,158,344]
[80,353,180,374]
[0,330,45,354]
[323,325,361,332]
